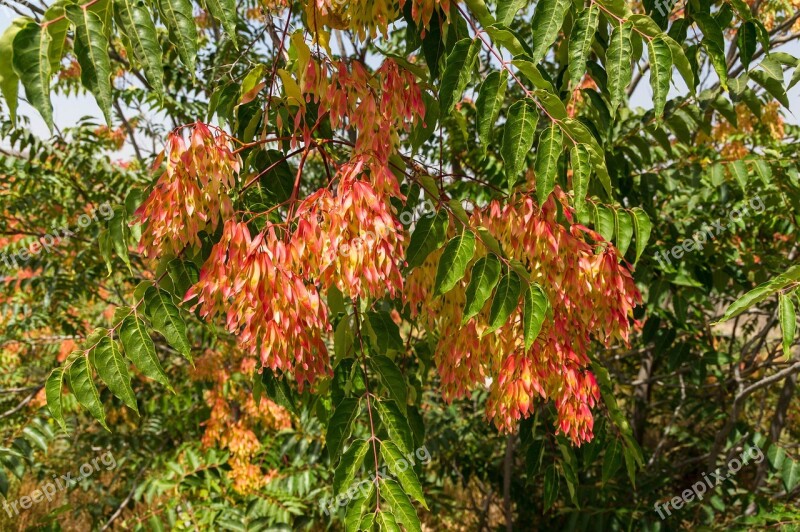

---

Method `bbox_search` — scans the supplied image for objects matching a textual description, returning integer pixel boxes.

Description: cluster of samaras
[135,56,425,388]
[134,52,640,443]
[408,191,641,443]
[306,0,449,40]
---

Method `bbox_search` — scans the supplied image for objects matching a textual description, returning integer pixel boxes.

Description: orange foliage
[193,348,290,493]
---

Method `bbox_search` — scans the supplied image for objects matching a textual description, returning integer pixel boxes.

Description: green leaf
[66,5,113,124]
[623,443,638,487]
[12,21,53,131]
[485,23,531,57]
[434,230,476,295]
[406,210,449,269]
[648,36,672,118]
[789,63,800,90]
[87,0,113,37]
[476,70,508,157]
[631,207,651,264]
[570,143,591,212]
[496,0,527,25]
[381,478,422,532]
[67,354,108,430]
[750,158,772,185]
[381,441,428,508]
[326,397,360,460]
[93,336,138,413]
[568,5,599,87]
[535,125,563,205]
[717,265,800,323]
[615,209,634,257]
[166,259,199,300]
[158,0,197,72]
[512,57,555,91]
[704,41,728,90]
[543,464,559,509]
[694,14,727,89]
[596,204,615,241]
[757,56,783,81]
[204,0,238,47]
[344,482,374,530]
[259,370,298,415]
[663,35,694,90]
[562,118,611,197]
[143,286,192,361]
[523,283,548,350]
[22,426,48,453]
[439,38,481,114]
[534,88,568,119]
[45,367,67,432]
[44,4,69,72]
[367,312,403,354]
[727,0,753,21]
[411,91,438,151]
[251,148,295,203]
[768,443,786,470]
[335,315,355,361]
[120,315,173,392]
[530,0,571,63]
[463,254,503,324]
[375,400,415,456]
[486,271,521,334]
[0,20,26,126]
[333,439,369,496]
[607,22,633,115]
[727,160,749,190]
[779,292,796,356]
[750,69,790,108]
[370,355,407,412]
[114,0,164,95]
[502,99,538,189]
[602,439,622,484]
[463,0,494,28]
[448,198,470,226]
[782,459,800,492]
[421,14,444,80]
[109,207,132,271]
[376,511,402,532]
[558,441,579,503]
[737,21,757,71]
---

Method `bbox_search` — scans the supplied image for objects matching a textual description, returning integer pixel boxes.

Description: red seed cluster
[134,123,240,258]
[408,189,641,444]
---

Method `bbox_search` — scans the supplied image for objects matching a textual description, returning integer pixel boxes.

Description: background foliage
[1,0,799,529]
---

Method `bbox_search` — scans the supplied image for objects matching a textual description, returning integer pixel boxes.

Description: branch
[0,385,43,419]
[708,359,800,469]
[113,99,144,163]
[100,461,150,531]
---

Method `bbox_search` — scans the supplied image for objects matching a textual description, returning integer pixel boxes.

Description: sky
[1,6,799,147]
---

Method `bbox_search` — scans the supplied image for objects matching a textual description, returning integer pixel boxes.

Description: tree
[1,0,799,529]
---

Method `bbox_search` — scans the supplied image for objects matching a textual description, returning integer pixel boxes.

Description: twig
[0,385,43,419]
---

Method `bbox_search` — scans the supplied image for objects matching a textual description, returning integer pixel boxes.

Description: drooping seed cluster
[186,220,331,390]
[134,123,239,258]
[304,0,449,39]
[138,56,425,389]
[407,189,641,444]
